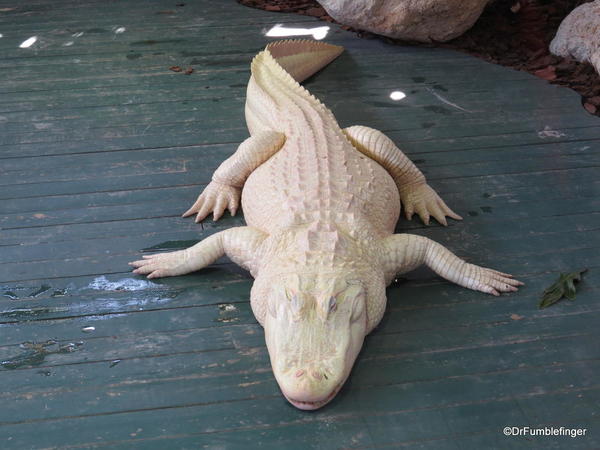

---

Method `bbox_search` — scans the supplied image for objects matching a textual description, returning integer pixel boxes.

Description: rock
[550,1,600,75]
[316,0,491,42]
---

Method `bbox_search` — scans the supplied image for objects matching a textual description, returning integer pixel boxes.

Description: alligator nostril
[295,369,305,378]
[312,371,323,380]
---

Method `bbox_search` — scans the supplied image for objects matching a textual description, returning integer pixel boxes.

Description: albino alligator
[129,39,522,410]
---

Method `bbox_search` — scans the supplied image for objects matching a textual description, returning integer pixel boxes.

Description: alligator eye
[328,296,337,313]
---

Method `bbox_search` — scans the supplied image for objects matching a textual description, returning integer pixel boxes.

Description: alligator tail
[264,39,344,83]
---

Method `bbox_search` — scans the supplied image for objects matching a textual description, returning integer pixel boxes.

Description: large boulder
[317,0,491,43]
[550,0,600,75]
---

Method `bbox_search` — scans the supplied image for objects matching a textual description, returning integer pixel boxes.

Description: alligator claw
[183,181,241,222]
[400,183,462,226]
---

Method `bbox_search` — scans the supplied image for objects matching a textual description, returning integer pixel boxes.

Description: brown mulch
[238,0,600,116]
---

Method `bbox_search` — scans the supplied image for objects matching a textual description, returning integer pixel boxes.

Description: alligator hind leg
[183,130,285,222]
[343,125,461,226]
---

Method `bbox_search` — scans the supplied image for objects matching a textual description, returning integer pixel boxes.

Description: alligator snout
[276,363,345,410]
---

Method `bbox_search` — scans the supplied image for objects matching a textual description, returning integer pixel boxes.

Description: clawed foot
[466,265,524,296]
[183,181,241,222]
[400,183,462,226]
[129,250,190,279]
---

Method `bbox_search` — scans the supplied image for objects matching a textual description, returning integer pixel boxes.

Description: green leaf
[538,269,587,309]
[539,284,565,309]
[564,278,576,300]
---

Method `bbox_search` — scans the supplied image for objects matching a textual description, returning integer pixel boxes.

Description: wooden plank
[2,206,598,267]
[1,194,599,281]
[0,76,574,115]
[3,132,599,178]
[0,256,597,325]
[0,384,596,448]
[2,215,598,284]
[1,213,598,282]
[3,145,599,193]
[1,102,593,152]
[2,145,599,202]
[0,90,589,145]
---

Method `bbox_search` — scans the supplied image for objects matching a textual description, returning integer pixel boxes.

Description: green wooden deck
[1,0,599,448]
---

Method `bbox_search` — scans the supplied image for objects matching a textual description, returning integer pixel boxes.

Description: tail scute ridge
[264,39,344,83]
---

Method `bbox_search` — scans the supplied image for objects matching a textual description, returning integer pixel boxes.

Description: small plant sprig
[539,269,587,309]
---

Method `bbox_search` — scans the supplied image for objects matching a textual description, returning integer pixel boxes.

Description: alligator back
[241,40,400,236]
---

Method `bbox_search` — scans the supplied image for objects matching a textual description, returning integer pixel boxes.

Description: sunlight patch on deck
[266,24,329,40]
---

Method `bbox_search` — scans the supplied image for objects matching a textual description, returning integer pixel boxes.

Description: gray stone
[317,0,490,43]
[550,0,600,74]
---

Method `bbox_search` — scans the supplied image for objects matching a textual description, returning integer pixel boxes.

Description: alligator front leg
[381,234,523,295]
[129,226,267,279]
[343,125,461,226]
[183,130,285,222]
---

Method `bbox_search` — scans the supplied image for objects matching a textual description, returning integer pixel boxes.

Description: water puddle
[0,306,69,321]
[29,285,51,297]
[87,276,160,292]
[82,276,179,312]
[2,285,69,300]
[51,288,68,297]
[1,340,83,370]
[1,274,179,323]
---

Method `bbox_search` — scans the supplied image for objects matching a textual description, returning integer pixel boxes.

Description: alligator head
[260,273,368,410]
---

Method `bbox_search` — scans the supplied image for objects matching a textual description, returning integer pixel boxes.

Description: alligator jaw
[284,379,345,410]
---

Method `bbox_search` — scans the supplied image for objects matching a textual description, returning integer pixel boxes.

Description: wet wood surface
[1,0,599,448]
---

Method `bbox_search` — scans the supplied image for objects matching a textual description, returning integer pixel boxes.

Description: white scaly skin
[130,39,523,410]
